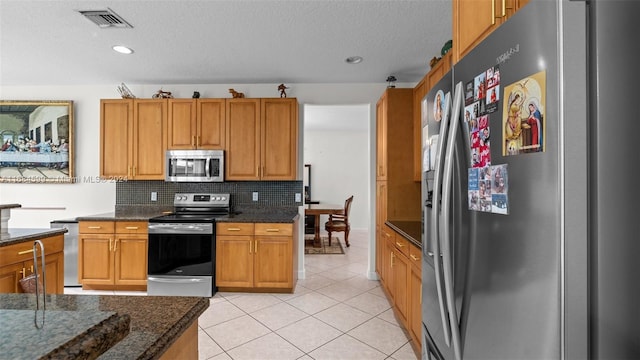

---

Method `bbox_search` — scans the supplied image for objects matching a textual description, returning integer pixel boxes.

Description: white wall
[303,106,369,231]
[0,82,413,279]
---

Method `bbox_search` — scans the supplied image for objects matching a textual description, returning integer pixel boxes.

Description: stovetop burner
[149,193,231,223]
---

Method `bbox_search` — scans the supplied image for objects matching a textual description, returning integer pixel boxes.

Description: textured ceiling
[0,0,452,86]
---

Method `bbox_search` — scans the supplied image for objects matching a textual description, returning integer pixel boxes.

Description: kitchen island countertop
[0,228,67,247]
[0,293,209,360]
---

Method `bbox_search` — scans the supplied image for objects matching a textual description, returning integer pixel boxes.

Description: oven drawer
[115,221,148,234]
[79,221,115,234]
[255,223,293,236]
[217,222,254,236]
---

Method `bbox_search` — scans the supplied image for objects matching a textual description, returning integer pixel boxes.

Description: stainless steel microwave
[165,150,224,182]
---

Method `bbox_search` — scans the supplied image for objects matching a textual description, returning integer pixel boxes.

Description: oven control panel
[173,193,230,207]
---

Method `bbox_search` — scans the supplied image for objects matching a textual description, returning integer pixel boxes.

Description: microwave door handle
[205,158,211,178]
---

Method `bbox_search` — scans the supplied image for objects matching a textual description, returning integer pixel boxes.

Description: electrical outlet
[252,192,259,201]
[295,193,302,202]
[151,192,157,202]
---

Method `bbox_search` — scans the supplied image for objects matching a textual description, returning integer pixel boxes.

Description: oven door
[147,223,215,277]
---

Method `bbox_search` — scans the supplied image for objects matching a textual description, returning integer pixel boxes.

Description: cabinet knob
[18,249,34,255]
[125,226,139,230]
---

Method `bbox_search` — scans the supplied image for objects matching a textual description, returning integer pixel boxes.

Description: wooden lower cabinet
[78,221,148,291]
[0,234,64,294]
[378,228,423,349]
[216,220,298,292]
[408,244,423,347]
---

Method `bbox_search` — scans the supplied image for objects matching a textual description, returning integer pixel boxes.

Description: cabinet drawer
[254,223,292,236]
[217,222,254,236]
[79,221,115,234]
[0,234,64,265]
[409,243,422,270]
[115,221,148,234]
[394,235,410,257]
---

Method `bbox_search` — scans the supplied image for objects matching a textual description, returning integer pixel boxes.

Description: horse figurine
[229,89,245,98]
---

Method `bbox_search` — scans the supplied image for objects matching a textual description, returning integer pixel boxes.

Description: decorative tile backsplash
[116,180,303,211]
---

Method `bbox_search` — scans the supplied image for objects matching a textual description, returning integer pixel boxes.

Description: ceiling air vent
[78,8,133,28]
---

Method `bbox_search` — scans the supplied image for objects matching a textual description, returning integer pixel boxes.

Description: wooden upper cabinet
[132,99,167,179]
[226,99,261,180]
[413,78,428,182]
[261,98,298,180]
[198,99,226,149]
[101,99,133,178]
[167,99,226,150]
[226,98,298,181]
[100,99,166,180]
[167,99,197,149]
[376,96,387,181]
[453,0,530,63]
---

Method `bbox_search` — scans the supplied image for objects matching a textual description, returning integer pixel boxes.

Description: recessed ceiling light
[112,45,134,54]
[345,56,363,64]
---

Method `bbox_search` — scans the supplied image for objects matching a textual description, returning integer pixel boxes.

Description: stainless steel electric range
[147,193,230,297]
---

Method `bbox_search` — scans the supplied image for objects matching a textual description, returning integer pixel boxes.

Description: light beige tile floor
[65,230,420,360]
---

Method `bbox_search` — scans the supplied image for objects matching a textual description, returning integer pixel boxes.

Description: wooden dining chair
[325,195,353,247]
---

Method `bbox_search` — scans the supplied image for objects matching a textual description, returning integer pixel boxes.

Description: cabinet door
[413,78,428,182]
[167,99,197,149]
[79,234,114,286]
[43,251,64,294]
[453,0,503,62]
[253,236,293,289]
[226,99,260,180]
[382,230,395,297]
[376,96,387,180]
[22,251,64,294]
[114,235,148,286]
[375,181,388,278]
[132,99,167,179]
[260,98,298,180]
[215,235,254,287]
[410,260,423,346]
[198,99,226,149]
[0,262,22,293]
[392,251,410,327]
[101,99,133,178]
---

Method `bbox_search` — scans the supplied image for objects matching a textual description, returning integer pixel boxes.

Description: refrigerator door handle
[431,91,453,347]
[441,82,465,360]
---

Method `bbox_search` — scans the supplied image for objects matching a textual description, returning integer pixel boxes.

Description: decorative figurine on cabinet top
[152,88,173,99]
[229,89,245,98]
[117,83,136,99]
[278,83,289,98]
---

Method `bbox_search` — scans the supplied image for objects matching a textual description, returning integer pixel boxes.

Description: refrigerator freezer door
[452,2,562,358]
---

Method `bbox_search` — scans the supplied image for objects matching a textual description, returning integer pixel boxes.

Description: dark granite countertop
[386,220,422,248]
[1,308,130,360]
[0,228,68,247]
[0,293,209,360]
[0,203,21,210]
[75,207,299,223]
[216,210,299,223]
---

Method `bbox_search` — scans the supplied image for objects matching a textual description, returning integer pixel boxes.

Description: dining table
[304,202,344,247]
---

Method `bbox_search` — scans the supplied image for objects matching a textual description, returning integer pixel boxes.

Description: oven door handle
[147,277,206,284]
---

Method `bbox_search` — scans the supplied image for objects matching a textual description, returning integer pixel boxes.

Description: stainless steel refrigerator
[420,1,639,359]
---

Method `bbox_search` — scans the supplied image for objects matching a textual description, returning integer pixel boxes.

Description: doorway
[302,104,370,260]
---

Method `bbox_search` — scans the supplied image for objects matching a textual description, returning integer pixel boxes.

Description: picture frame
[0,100,75,183]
